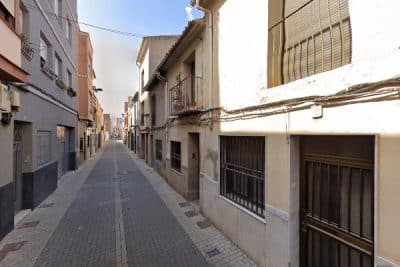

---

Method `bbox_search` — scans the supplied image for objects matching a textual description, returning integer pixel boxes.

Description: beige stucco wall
[377,136,400,265]
[267,135,290,213]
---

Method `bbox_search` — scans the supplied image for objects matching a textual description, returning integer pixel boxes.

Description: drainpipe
[193,0,213,121]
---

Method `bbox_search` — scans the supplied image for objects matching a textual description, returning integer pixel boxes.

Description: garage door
[300,136,374,267]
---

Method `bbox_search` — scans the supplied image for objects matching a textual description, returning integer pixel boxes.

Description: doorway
[57,126,70,178]
[188,133,200,201]
[13,125,23,214]
[300,136,374,267]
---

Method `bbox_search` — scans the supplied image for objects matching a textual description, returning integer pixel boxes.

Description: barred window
[155,139,162,161]
[268,0,351,87]
[220,136,265,218]
[171,141,181,172]
[37,131,51,166]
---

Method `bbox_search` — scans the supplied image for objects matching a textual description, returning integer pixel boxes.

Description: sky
[77,0,203,118]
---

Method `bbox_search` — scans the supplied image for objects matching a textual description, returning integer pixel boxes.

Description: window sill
[218,195,266,224]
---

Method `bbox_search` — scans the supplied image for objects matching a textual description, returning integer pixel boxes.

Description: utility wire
[23,2,147,38]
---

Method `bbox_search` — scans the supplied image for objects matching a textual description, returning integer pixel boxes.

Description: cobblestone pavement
[0,142,257,267]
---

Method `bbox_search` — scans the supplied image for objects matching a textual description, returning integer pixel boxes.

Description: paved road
[34,142,208,267]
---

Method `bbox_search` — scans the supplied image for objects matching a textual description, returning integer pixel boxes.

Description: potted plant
[67,87,77,97]
[56,77,67,90]
[186,100,197,109]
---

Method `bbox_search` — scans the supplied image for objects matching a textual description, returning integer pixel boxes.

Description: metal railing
[169,75,202,116]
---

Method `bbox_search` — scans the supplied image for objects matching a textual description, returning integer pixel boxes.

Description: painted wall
[198,0,400,266]
[21,0,78,111]
[0,19,22,68]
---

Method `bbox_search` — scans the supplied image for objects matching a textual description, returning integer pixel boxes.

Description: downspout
[194,0,213,126]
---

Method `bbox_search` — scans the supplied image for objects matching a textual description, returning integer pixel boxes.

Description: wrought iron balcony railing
[169,76,203,116]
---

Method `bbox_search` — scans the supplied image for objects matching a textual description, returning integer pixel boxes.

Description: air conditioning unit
[10,91,20,111]
[0,83,10,112]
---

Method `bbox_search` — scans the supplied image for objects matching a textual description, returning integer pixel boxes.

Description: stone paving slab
[0,142,258,267]
[0,150,103,267]
[124,146,258,267]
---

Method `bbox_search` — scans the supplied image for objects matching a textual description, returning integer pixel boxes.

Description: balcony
[21,40,34,61]
[169,76,203,116]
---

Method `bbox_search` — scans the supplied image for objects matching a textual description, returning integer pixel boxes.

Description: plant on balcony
[55,77,67,90]
[186,100,197,110]
[67,87,77,97]
[41,58,56,80]
[21,34,34,61]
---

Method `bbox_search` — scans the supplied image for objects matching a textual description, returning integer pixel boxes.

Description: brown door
[300,136,374,267]
[188,133,200,200]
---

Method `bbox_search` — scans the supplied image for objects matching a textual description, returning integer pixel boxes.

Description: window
[54,0,61,17]
[140,70,144,91]
[170,141,181,172]
[67,69,72,88]
[66,19,71,40]
[0,1,16,29]
[220,136,265,218]
[151,95,156,126]
[267,0,351,87]
[79,138,84,152]
[40,36,48,64]
[40,34,51,67]
[37,131,51,166]
[54,53,62,78]
[19,3,29,36]
[155,140,162,161]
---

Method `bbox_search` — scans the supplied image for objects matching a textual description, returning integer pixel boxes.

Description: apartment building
[103,113,111,141]
[8,0,78,232]
[131,0,400,266]
[136,35,179,164]
[77,31,97,165]
[95,98,104,149]
[142,19,205,199]
[189,0,400,266]
[0,0,28,240]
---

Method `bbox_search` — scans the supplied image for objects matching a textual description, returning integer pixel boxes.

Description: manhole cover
[17,221,40,229]
[206,248,220,258]
[197,219,212,229]
[184,210,198,218]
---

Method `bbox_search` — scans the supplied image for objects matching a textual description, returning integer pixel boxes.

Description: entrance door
[300,136,374,267]
[188,133,200,200]
[13,127,23,213]
[57,126,70,178]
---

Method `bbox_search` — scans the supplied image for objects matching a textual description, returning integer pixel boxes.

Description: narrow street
[0,142,255,267]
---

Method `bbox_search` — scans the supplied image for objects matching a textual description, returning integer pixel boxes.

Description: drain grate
[206,248,220,258]
[39,203,54,208]
[17,221,40,229]
[178,202,190,208]
[184,210,198,218]
[197,219,212,229]
[0,241,27,262]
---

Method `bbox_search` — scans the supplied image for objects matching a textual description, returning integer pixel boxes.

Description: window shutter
[282,0,351,83]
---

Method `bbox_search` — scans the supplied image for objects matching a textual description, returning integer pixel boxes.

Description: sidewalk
[0,142,257,267]
[124,146,257,267]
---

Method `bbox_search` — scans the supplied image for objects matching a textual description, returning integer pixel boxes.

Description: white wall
[217,0,268,110]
